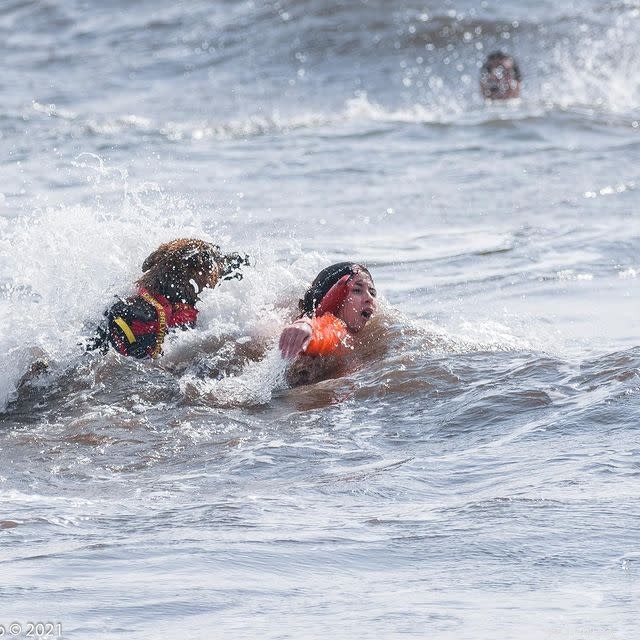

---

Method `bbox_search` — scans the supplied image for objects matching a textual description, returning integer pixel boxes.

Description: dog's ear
[142,246,167,272]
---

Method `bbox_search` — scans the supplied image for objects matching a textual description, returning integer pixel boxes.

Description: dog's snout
[220,253,250,281]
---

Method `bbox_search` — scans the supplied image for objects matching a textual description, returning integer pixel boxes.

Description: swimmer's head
[480,51,521,100]
[300,262,377,332]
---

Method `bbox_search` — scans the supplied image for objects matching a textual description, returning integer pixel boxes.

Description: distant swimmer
[480,51,521,100]
[279,262,377,386]
[88,238,248,359]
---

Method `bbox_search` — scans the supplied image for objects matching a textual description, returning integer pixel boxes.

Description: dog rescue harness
[105,287,198,359]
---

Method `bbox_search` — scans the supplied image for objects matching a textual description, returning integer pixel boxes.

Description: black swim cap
[299,262,372,317]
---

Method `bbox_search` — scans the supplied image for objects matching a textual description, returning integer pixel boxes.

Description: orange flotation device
[304,313,348,356]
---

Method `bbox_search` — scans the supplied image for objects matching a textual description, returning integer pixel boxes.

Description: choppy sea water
[1,1,639,638]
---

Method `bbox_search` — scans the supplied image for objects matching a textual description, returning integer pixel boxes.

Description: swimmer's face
[336,272,377,333]
[480,59,520,100]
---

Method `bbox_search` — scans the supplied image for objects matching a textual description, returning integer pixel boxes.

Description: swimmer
[279,262,377,386]
[89,238,249,359]
[480,51,522,100]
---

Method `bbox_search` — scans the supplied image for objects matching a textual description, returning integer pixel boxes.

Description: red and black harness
[95,287,198,359]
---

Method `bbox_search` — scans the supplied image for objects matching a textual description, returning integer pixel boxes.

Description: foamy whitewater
[1,1,639,638]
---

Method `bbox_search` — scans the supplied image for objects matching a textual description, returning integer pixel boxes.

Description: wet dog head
[138,238,249,304]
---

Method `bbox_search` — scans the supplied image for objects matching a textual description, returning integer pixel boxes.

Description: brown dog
[90,238,248,359]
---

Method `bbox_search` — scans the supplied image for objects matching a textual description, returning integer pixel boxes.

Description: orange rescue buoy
[304,313,348,356]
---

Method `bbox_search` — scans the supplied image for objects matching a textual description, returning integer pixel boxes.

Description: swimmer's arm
[279,317,313,359]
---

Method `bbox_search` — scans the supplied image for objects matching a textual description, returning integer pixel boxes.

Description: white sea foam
[27,79,640,150]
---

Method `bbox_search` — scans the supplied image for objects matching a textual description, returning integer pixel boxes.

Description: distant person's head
[480,51,521,100]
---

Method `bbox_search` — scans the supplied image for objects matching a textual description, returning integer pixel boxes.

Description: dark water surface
[1,1,639,638]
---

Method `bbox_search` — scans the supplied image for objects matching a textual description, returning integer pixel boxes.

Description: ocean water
[1,1,639,638]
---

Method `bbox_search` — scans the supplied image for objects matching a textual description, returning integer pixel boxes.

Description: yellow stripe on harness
[139,289,167,359]
[114,317,136,344]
